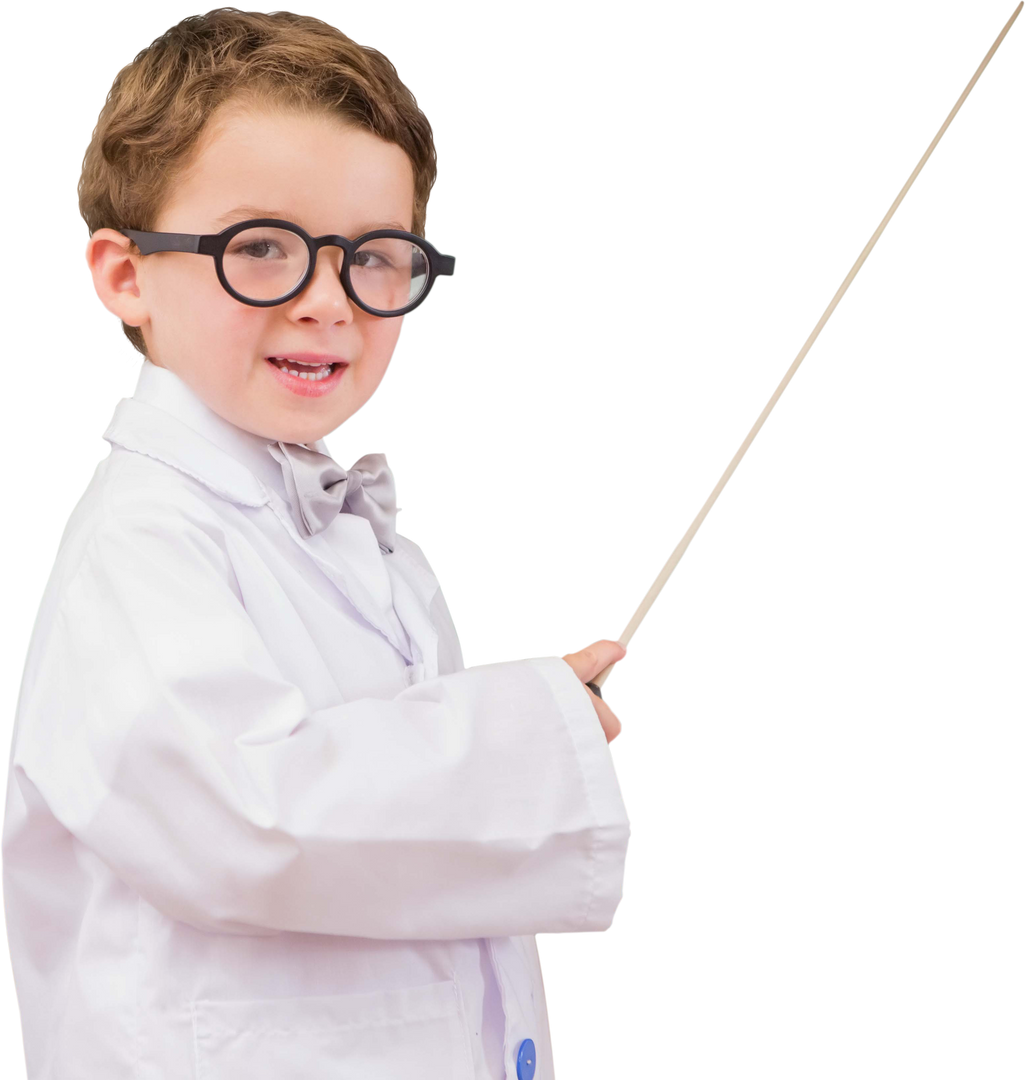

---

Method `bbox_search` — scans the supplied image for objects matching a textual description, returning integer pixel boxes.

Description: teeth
[269,358,336,381]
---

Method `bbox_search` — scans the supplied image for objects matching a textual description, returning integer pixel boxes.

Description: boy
[1,8,630,1080]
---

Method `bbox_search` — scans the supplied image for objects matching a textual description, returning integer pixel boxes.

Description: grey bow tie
[266,441,398,552]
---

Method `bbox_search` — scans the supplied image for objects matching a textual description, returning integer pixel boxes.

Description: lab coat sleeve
[11,505,630,940]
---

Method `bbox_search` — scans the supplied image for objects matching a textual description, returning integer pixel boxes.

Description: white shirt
[2,359,630,1080]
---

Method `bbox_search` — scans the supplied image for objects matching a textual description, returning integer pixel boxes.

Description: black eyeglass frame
[120,218,456,317]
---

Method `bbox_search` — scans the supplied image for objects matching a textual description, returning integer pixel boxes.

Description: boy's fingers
[565,630,626,673]
[589,639,627,678]
[587,682,617,743]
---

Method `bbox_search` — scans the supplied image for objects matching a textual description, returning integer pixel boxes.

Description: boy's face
[87,103,417,445]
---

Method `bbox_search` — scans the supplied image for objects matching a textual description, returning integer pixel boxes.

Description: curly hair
[78,7,438,356]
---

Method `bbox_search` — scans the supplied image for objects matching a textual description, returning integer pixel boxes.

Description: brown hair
[78,7,438,357]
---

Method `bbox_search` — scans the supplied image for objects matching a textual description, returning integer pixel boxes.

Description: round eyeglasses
[120,218,456,317]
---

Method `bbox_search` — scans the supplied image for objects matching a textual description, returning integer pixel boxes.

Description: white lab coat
[2,359,631,1080]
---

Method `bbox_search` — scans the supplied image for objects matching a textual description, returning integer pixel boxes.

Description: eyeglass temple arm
[433,254,455,276]
[120,230,203,255]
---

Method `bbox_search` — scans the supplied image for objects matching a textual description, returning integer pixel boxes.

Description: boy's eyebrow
[213,205,410,233]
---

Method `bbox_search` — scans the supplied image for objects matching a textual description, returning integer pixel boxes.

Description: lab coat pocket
[191,978,476,1080]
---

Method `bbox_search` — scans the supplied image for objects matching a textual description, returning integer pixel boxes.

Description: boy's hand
[561,640,627,743]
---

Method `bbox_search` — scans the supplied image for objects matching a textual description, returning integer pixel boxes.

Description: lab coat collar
[101,359,425,669]
[120,359,324,504]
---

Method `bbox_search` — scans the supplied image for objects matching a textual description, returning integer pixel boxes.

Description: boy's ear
[85,229,148,330]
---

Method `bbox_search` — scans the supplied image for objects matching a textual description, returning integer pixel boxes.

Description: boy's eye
[231,238,287,260]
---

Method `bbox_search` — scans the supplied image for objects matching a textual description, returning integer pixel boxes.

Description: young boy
[1,9,630,1080]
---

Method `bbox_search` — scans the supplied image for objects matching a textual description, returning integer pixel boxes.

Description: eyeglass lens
[222,226,429,311]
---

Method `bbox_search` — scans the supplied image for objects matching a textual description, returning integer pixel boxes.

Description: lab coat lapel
[384,549,440,681]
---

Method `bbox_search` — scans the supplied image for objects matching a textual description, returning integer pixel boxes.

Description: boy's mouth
[264,354,349,397]
[266,356,346,382]
[267,356,336,369]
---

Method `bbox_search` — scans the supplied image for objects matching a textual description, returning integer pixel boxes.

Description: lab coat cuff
[533,656,631,930]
